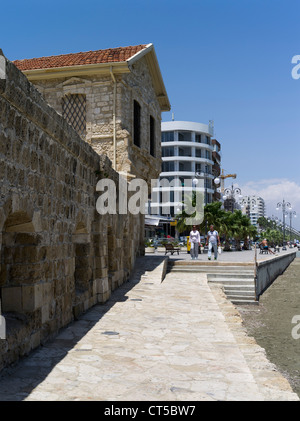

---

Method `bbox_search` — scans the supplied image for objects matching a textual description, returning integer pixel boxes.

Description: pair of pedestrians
[189,224,221,260]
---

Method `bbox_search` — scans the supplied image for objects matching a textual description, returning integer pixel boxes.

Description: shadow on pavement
[0,255,166,401]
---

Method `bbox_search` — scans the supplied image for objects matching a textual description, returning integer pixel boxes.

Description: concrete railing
[255,250,296,298]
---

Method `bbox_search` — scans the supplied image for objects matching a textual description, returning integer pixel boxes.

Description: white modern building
[150,120,215,219]
[239,195,265,227]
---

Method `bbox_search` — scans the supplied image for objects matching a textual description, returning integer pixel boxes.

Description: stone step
[230,298,259,305]
[168,267,254,275]
[168,262,253,267]
[225,290,256,298]
[207,278,254,286]
[167,261,258,304]
[168,264,254,270]
[224,284,255,291]
[207,273,254,279]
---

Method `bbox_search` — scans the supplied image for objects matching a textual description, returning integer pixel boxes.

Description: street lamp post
[223,184,242,213]
[193,171,207,206]
[276,199,292,250]
[193,170,209,239]
[286,210,297,243]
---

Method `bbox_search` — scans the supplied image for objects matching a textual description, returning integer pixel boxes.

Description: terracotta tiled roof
[13,44,148,71]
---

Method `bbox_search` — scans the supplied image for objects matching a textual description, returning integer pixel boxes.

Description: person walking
[189,225,201,260]
[206,224,221,261]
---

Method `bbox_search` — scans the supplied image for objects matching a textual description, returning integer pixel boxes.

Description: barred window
[62,94,86,139]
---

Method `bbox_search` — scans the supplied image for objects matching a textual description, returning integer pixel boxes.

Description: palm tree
[175,191,204,234]
[257,216,269,230]
[218,211,235,251]
[202,202,234,250]
[201,201,226,230]
[260,228,283,247]
[177,198,257,251]
[238,211,258,249]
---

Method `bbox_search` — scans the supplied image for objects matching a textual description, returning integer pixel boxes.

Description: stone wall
[256,251,296,298]
[0,52,144,371]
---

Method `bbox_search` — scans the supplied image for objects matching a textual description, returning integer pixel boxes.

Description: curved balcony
[162,156,214,166]
[161,140,213,150]
[161,120,213,136]
[159,171,215,182]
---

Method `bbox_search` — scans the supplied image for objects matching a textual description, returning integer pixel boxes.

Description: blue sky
[1,0,300,229]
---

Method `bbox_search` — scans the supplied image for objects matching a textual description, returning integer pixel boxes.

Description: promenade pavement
[0,250,298,401]
[157,245,297,263]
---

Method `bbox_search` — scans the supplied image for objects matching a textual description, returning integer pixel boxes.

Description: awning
[145,217,161,226]
[145,215,175,226]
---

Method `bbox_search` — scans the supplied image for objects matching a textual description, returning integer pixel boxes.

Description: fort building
[0,44,170,370]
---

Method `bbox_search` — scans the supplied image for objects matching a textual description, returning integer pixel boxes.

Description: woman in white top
[189,225,201,260]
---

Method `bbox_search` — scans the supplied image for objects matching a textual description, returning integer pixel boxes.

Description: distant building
[239,195,265,226]
[151,120,216,217]
[146,120,221,237]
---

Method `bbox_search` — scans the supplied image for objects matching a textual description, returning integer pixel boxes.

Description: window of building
[205,165,211,174]
[178,146,192,157]
[195,134,202,143]
[161,131,174,142]
[62,94,86,139]
[179,161,192,172]
[195,163,202,173]
[162,146,175,157]
[160,176,175,184]
[162,161,175,172]
[133,100,141,147]
[206,136,211,145]
[150,116,155,157]
[178,131,192,142]
[195,148,202,158]
[205,179,211,189]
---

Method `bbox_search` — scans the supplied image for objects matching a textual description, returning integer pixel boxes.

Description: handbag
[218,246,222,254]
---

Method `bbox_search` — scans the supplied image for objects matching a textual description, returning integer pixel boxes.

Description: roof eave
[21,61,131,81]
[128,43,171,112]
[20,44,171,112]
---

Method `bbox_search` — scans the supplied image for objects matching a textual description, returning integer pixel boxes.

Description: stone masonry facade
[33,58,161,184]
[0,50,154,371]
[14,44,170,186]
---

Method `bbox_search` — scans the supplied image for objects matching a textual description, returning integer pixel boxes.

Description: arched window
[133,100,141,147]
[150,115,155,157]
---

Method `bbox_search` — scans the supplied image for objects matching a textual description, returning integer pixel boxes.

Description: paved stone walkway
[154,246,296,263]
[0,255,298,401]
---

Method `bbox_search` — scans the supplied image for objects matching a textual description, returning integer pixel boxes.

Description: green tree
[237,211,258,250]
[176,199,258,251]
[175,191,204,234]
[257,216,269,230]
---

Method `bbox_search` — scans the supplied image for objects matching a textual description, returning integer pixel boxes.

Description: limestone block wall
[0,53,144,371]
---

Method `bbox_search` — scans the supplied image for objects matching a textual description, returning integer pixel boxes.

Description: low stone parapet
[256,250,296,298]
